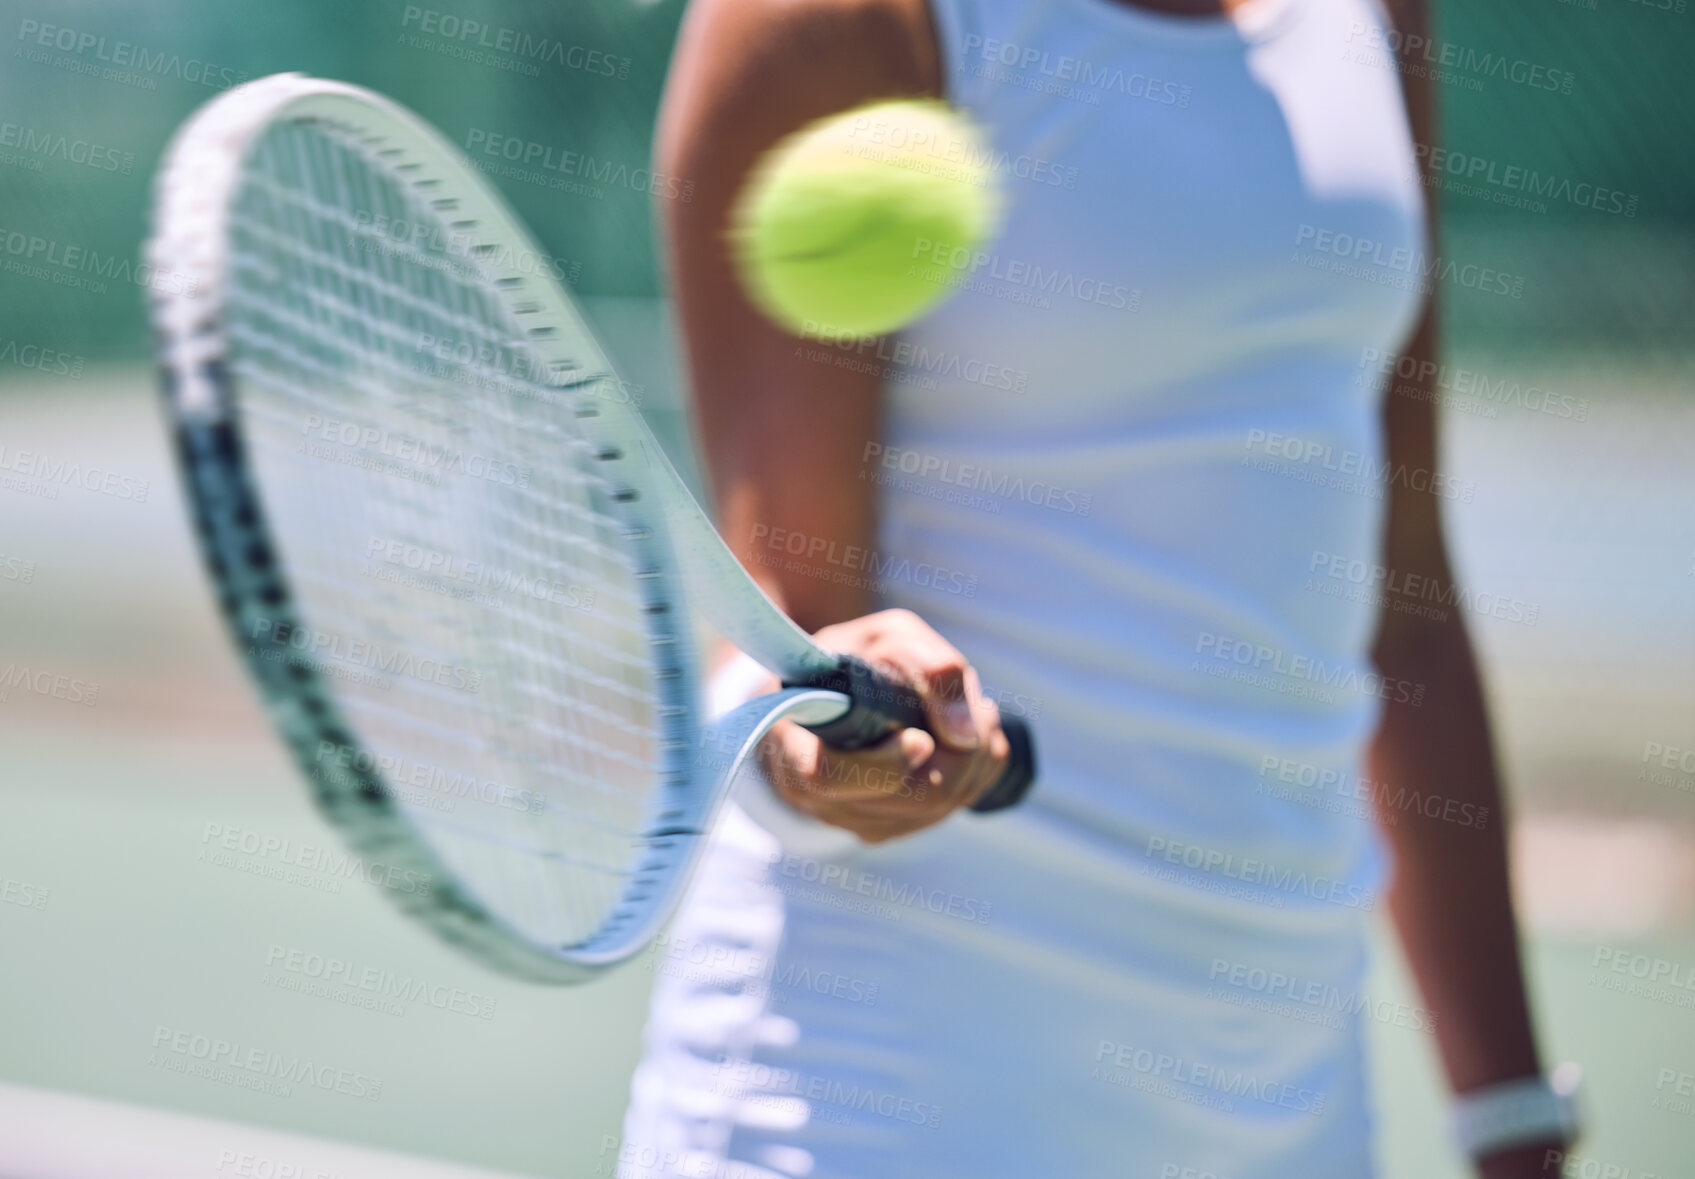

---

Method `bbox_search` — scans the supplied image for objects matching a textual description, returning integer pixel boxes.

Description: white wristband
[1451,1062,1582,1161]
[707,650,863,860]
[704,647,779,722]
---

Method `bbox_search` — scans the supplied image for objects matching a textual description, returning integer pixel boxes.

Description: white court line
[1513,817,1695,938]
[0,1081,542,1179]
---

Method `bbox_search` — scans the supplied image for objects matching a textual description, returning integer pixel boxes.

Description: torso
[625,5,1432,1176]
[872,0,1428,873]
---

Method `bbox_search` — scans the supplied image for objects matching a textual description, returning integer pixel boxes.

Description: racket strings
[222,119,666,945]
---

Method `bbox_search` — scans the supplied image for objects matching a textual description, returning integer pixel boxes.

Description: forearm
[1367,212,1564,1169]
[655,0,939,635]
[1370,614,1541,1096]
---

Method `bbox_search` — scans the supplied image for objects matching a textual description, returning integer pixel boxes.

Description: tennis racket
[146,73,1036,984]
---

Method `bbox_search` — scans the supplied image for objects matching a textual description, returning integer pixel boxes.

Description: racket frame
[151,74,722,981]
[149,73,1033,984]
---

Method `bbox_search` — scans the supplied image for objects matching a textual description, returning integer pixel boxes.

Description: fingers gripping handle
[787,655,929,746]
[784,655,1037,813]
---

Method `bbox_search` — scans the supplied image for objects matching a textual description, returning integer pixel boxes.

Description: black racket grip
[784,655,1036,813]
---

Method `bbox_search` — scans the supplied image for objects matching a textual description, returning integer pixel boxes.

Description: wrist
[705,647,779,719]
[1452,1063,1583,1170]
[705,650,863,857]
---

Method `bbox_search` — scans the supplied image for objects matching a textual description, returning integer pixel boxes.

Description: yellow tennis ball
[730,98,1000,340]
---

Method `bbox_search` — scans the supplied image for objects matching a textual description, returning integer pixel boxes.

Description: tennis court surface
[3,367,1692,1177]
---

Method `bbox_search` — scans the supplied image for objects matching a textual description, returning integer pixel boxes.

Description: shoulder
[1377,0,1427,35]
[660,0,942,167]
[677,0,938,76]
[1376,0,1434,169]
[690,0,939,57]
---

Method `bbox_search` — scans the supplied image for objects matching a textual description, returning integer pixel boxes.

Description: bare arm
[1373,4,1560,1173]
[656,0,1008,840]
[657,0,938,630]
[1371,319,1556,1179]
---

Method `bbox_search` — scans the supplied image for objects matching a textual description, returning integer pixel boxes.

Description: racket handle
[786,655,1037,813]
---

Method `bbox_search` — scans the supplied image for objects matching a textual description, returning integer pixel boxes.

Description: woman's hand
[754,609,1011,843]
